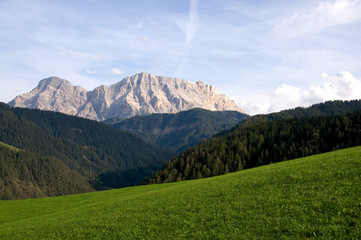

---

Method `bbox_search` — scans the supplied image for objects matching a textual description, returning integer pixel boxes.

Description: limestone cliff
[9,72,245,120]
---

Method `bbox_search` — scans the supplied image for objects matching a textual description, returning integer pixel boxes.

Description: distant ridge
[108,108,249,153]
[9,72,245,121]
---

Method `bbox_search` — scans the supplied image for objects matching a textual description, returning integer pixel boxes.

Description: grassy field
[1,146,361,239]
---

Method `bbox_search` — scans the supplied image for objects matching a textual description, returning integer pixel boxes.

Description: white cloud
[239,71,361,115]
[310,71,361,99]
[274,0,361,37]
[86,70,96,74]
[111,68,123,75]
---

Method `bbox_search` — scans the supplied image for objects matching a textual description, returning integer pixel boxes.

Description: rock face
[9,72,246,121]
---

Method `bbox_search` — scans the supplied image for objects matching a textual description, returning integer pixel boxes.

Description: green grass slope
[1,146,360,239]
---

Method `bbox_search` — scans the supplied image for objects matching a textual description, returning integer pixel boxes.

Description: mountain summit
[9,72,245,120]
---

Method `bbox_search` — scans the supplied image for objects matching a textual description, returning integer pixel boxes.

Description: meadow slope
[1,147,360,239]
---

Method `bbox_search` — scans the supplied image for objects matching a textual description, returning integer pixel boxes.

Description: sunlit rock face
[9,72,246,121]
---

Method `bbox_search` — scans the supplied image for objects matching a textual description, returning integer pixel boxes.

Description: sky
[1,0,361,115]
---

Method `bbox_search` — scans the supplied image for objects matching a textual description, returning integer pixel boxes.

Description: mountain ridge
[9,72,245,121]
[107,108,249,153]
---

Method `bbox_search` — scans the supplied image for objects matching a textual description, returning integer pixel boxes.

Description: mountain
[0,103,172,198]
[106,108,249,153]
[9,72,246,121]
[148,100,361,184]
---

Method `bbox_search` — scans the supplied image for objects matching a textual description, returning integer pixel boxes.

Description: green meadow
[1,146,360,239]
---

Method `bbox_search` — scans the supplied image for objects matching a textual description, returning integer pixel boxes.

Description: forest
[0,142,93,200]
[148,100,361,183]
[0,102,171,197]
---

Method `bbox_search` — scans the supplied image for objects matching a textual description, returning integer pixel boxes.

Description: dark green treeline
[149,100,361,183]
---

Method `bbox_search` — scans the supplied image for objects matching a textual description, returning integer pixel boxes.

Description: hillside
[107,108,249,153]
[0,103,172,196]
[1,147,360,239]
[0,143,93,200]
[231,99,361,132]
[8,73,245,120]
[149,100,361,183]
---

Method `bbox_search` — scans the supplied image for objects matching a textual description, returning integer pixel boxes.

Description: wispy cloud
[98,54,110,60]
[239,71,361,115]
[173,0,199,77]
[185,0,198,49]
[86,70,96,74]
[111,68,123,75]
[176,0,198,50]
[274,0,361,37]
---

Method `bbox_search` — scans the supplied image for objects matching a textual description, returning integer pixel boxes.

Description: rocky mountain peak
[9,73,246,121]
[35,77,69,91]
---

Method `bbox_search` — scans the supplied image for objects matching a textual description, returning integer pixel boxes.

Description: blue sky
[1,0,361,114]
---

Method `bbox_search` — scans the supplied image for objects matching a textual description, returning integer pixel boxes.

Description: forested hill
[228,100,361,133]
[106,108,249,153]
[148,100,361,183]
[0,142,93,200]
[0,103,172,197]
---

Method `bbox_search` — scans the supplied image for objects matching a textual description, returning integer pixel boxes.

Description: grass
[1,146,361,239]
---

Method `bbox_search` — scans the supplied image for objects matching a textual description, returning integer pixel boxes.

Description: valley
[107,108,249,153]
